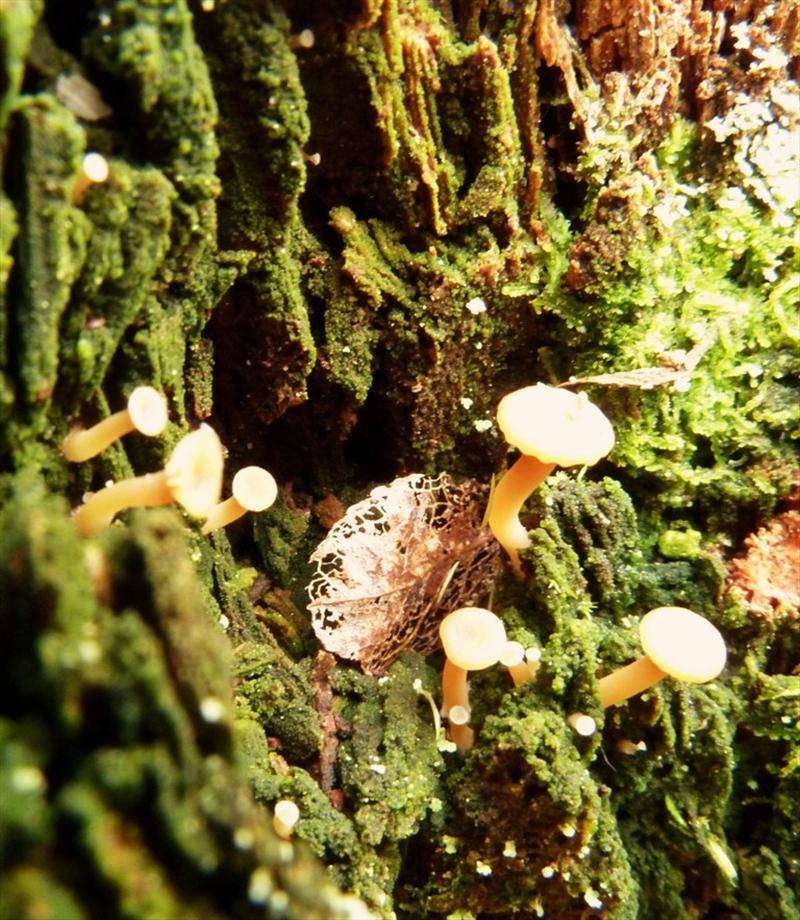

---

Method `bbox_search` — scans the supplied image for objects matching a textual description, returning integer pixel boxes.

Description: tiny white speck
[466,296,487,315]
[460,397,474,409]
[369,764,386,775]
[584,889,603,909]
[473,419,492,433]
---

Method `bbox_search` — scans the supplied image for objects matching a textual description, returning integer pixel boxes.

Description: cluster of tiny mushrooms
[441,383,727,752]
[62,386,277,537]
[63,381,728,763]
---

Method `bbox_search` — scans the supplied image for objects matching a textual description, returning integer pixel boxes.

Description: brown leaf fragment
[560,336,713,391]
[307,473,501,674]
[561,366,692,391]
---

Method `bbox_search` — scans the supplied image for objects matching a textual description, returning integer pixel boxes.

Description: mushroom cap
[439,607,507,671]
[639,606,727,683]
[496,384,614,466]
[127,386,168,437]
[165,424,224,518]
[274,799,300,829]
[231,466,278,512]
[499,640,526,667]
[82,151,109,182]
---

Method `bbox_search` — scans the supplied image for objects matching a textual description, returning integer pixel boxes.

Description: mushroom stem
[598,655,666,708]
[62,410,138,462]
[487,454,555,574]
[74,471,174,537]
[441,658,469,717]
[201,496,247,535]
[448,705,474,754]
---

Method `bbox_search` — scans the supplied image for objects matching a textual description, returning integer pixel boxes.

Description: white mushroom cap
[496,384,614,466]
[82,151,109,182]
[231,466,278,512]
[127,386,168,437]
[165,424,224,518]
[439,607,507,671]
[639,606,727,683]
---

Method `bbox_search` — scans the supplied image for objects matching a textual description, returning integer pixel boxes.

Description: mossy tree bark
[1,1,798,918]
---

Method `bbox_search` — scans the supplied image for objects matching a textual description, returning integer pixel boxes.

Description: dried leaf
[307,473,501,674]
[560,366,693,390]
[560,335,713,391]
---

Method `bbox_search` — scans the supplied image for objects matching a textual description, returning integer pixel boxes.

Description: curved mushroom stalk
[488,384,614,577]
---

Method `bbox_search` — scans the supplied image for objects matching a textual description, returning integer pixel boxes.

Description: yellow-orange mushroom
[499,640,530,686]
[73,424,223,536]
[202,466,278,534]
[73,151,109,203]
[62,386,168,462]
[439,607,507,753]
[598,606,727,708]
[272,799,300,840]
[486,384,614,575]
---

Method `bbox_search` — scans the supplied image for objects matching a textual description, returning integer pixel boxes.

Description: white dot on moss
[200,697,225,723]
[584,889,603,909]
[502,840,517,858]
[234,827,254,850]
[12,765,46,793]
[248,868,272,904]
[466,297,487,315]
[475,860,492,876]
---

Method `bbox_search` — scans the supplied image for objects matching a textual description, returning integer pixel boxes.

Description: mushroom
[73,424,224,536]
[73,151,109,203]
[486,384,614,575]
[272,799,300,840]
[62,386,168,462]
[567,712,597,737]
[201,466,278,535]
[447,705,473,753]
[439,607,507,753]
[598,606,727,708]
[499,640,530,686]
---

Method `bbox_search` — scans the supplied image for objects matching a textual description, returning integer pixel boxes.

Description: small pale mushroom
[201,466,278,535]
[598,606,727,708]
[73,424,224,537]
[439,607,507,753]
[499,640,530,686]
[272,799,300,840]
[62,386,168,462]
[567,712,597,737]
[486,384,614,575]
[73,151,110,203]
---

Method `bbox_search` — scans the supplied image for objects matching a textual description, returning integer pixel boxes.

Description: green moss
[543,117,799,530]
[0,473,365,918]
[234,641,323,762]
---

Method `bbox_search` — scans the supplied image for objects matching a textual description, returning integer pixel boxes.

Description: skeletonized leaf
[307,473,500,674]
[560,366,693,390]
